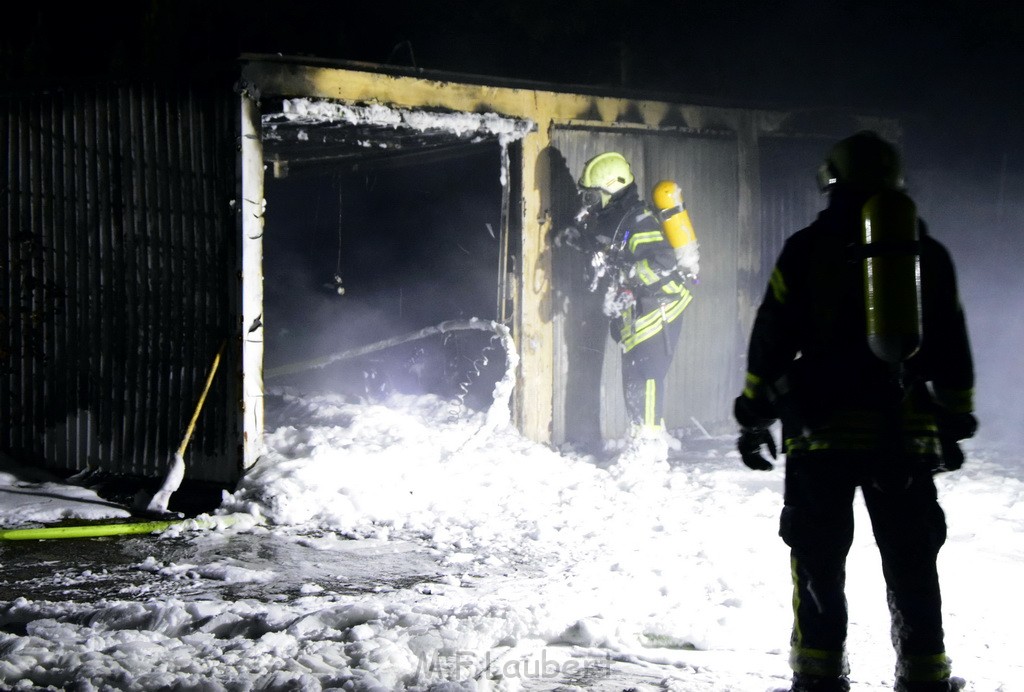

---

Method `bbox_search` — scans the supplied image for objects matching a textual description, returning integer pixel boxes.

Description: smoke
[909,156,1024,453]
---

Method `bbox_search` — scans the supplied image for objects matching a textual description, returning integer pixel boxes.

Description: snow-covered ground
[1,371,1021,690]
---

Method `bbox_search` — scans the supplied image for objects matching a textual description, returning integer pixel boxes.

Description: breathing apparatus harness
[566,178,696,309]
[581,197,640,316]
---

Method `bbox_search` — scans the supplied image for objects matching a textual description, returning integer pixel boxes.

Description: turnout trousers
[621,312,683,428]
[780,451,952,684]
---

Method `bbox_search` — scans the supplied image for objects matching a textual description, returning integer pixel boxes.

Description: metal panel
[652,133,741,437]
[550,127,741,444]
[0,84,239,484]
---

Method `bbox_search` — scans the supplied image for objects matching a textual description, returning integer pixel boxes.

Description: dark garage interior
[261,124,509,413]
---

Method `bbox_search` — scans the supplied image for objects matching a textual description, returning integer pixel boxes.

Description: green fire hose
[0,514,241,541]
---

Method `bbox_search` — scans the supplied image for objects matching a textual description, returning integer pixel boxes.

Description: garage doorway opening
[260,105,520,415]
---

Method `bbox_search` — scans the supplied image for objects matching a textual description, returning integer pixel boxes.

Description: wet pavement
[0,526,449,606]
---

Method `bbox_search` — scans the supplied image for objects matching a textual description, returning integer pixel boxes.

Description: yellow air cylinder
[861,189,922,364]
[652,180,697,249]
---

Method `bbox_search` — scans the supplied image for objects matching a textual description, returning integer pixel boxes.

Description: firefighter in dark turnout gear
[734,132,976,692]
[575,152,695,461]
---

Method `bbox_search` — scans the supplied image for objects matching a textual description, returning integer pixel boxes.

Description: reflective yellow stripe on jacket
[627,229,662,253]
[618,287,692,352]
[742,372,764,400]
[770,266,789,304]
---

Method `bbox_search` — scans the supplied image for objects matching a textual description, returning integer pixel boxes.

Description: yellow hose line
[0,514,240,541]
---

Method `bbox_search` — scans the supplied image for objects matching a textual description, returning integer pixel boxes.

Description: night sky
[4,1,1022,160]
[3,1,1021,175]
[3,3,1019,103]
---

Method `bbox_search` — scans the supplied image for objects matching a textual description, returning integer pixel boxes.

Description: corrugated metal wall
[550,127,741,443]
[0,82,240,484]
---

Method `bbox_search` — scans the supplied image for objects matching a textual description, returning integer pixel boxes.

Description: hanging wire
[333,177,346,295]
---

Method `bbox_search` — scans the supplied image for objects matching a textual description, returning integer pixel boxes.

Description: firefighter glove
[733,394,776,431]
[737,427,776,471]
[934,411,976,473]
[938,436,965,472]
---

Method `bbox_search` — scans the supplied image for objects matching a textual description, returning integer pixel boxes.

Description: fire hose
[264,318,512,380]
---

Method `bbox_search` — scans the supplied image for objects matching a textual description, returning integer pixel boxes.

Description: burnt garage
[0,54,899,487]
[237,56,900,465]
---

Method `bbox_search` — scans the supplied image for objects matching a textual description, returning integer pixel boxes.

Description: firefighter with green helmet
[574,151,697,465]
[735,130,976,692]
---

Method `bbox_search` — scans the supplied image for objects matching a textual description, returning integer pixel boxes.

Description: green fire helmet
[579,152,635,207]
[817,130,904,194]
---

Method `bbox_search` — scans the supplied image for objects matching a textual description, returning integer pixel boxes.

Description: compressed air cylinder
[861,189,922,364]
[652,180,697,249]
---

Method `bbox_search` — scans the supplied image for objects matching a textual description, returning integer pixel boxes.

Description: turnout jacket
[586,186,693,353]
[740,200,975,459]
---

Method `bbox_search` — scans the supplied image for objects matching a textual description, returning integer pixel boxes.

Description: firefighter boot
[894,677,965,692]
[617,423,669,467]
[787,673,851,692]
[609,424,670,489]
